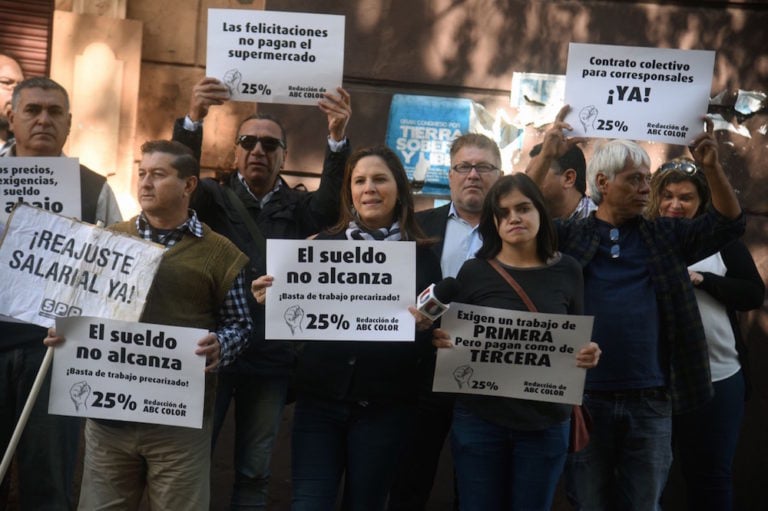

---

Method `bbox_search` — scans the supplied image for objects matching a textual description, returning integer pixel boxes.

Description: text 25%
[240,83,272,96]
[470,381,499,391]
[596,119,629,132]
[306,313,350,330]
[92,391,137,410]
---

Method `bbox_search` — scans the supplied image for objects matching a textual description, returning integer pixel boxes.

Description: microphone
[416,277,460,321]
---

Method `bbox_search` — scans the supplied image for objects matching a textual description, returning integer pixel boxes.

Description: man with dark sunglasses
[172,76,351,510]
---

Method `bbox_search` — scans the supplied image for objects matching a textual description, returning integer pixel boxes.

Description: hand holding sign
[188,77,231,122]
[576,342,601,369]
[432,327,452,348]
[564,43,715,144]
[319,87,351,142]
[541,106,587,159]
[206,9,345,106]
[525,105,587,187]
[251,274,273,305]
[195,333,221,373]
[688,117,719,170]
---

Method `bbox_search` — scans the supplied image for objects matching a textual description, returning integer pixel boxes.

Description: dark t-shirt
[452,254,583,430]
[584,218,665,391]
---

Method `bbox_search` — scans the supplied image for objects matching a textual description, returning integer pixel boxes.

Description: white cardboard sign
[265,239,416,341]
[433,303,594,405]
[0,204,164,328]
[0,157,81,225]
[49,316,206,428]
[564,43,715,145]
[206,9,345,105]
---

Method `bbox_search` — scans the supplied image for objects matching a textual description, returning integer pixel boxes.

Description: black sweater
[294,233,441,403]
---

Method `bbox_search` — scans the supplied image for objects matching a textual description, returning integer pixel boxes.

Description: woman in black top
[433,174,600,511]
[253,146,440,511]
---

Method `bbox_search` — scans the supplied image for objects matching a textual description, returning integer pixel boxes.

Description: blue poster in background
[385,94,472,197]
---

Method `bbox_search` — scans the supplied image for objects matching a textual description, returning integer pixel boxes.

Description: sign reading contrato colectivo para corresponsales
[564,43,715,145]
[433,303,594,405]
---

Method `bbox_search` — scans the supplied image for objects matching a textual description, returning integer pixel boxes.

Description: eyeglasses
[658,161,698,175]
[236,135,285,152]
[609,228,620,258]
[451,162,499,174]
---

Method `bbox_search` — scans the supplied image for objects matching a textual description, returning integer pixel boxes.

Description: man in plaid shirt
[46,140,252,510]
[528,109,744,510]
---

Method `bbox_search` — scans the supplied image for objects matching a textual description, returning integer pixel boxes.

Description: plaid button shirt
[557,207,745,413]
[136,211,252,368]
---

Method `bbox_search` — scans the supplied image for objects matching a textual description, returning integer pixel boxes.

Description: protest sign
[564,43,715,145]
[433,303,594,405]
[0,157,81,225]
[206,9,344,106]
[265,239,416,341]
[0,204,164,328]
[49,317,206,428]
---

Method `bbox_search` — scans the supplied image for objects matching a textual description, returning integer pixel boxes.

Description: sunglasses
[609,228,620,259]
[236,135,285,152]
[658,161,698,175]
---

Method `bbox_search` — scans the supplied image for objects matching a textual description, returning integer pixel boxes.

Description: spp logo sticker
[39,298,82,319]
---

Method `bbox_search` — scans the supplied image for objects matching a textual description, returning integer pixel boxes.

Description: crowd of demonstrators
[0,73,122,510]
[171,76,351,510]
[389,133,502,511]
[44,140,252,510]
[0,58,760,511]
[252,145,441,510]
[646,158,764,511]
[528,109,745,510]
[431,173,601,510]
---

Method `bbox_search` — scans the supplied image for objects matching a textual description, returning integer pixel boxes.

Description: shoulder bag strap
[487,258,538,313]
